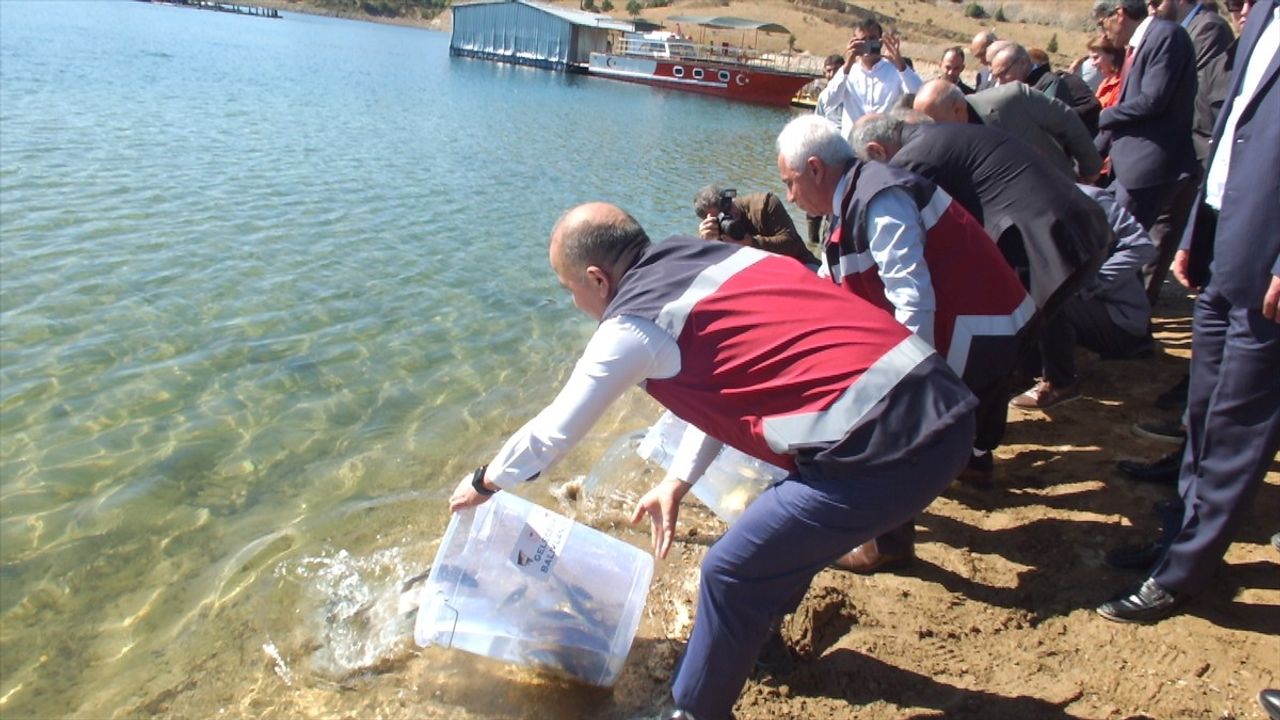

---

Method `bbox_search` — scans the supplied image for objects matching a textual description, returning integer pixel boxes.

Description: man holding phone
[824,17,923,136]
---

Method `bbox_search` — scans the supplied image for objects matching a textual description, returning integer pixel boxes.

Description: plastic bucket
[636,411,789,524]
[414,491,653,686]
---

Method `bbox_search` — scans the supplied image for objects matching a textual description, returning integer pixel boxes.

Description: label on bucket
[510,506,572,579]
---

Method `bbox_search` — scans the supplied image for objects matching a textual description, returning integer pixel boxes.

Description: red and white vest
[604,236,972,471]
[828,161,1035,390]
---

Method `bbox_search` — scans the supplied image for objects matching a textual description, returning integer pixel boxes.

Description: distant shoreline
[254,0,453,32]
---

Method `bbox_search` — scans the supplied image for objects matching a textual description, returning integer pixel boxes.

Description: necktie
[1119,45,1135,96]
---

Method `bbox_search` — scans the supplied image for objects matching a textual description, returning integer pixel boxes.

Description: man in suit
[850,116,1111,411]
[971,30,998,90]
[1095,0,1200,304]
[1153,0,1238,167]
[1097,0,1280,623]
[940,46,975,93]
[914,78,1102,182]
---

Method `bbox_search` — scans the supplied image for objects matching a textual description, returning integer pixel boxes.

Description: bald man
[915,78,1101,182]
[971,30,998,90]
[450,202,977,720]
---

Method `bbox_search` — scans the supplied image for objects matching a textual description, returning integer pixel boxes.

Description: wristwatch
[470,464,495,496]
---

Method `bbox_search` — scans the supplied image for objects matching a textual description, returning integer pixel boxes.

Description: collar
[1180,2,1203,27]
[1128,15,1154,51]
[831,160,859,217]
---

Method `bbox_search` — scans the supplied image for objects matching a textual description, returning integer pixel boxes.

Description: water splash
[280,547,426,679]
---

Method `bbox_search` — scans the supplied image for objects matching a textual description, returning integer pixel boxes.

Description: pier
[138,0,282,19]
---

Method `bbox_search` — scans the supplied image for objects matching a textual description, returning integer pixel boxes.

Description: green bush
[964,3,987,19]
[994,5,1006,21]
[1047,33,1059,53]
[625,0,641,15]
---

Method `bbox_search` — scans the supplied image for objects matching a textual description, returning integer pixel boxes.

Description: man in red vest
[450,202,977,720]
[776,114,1034,572]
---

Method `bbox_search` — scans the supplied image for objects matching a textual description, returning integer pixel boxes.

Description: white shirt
[1128,15,1155,55]
[1205,2,1280,210]
[829,173,937,346]
[814,81,844,125]
[827,59,924,135]
[485,315,721,490]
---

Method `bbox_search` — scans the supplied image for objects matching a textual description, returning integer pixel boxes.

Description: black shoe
[1132,418,1186,444]
[754,627,794,675]
[956,451,995,489]
[1156,374,1190,411]
[1260,689,1280,720]
[1116,450,1181,485]
[1105,541,1168,571]
[1096,578,1185,623]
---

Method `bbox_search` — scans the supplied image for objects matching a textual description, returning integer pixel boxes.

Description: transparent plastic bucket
[636,411,789,525]
[414,491,653,686]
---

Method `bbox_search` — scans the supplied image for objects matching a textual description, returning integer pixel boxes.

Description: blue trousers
[1150,285,1280,595]
[670,411,973,719]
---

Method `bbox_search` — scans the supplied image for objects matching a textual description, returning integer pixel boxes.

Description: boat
[586,16,820,106]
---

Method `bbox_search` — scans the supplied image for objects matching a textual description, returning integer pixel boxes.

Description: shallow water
[0,2,802,717]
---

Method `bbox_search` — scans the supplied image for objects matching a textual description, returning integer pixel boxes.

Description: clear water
[0,2,801,716]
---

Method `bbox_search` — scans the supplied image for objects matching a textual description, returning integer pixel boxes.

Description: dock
[138,0,282,19]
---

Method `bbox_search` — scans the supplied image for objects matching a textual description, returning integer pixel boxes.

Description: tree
[626,0,641,16]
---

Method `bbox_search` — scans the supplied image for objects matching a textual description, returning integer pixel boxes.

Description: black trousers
[1029,295,1150,387]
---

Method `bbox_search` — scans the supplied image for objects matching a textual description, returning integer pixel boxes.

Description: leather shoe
[1096,578,1185,623]
[1116,450,1181,485]
[1104,541,1168,571]
[956,451,994,489]
[1259,689,1280,720]
[832,539,913,574]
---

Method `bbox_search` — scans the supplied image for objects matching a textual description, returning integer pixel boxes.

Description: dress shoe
[1104,541,1168,571]
[1155,374,1190,411]
[956,451,994,489]
[1259,689,1280,720]
[754,626,794,675]
[1132,418,1186,444]
[1096,578,1185,623]
[1010,379,1081,410]
[1116,450,1181,485]
[832,539,914,574]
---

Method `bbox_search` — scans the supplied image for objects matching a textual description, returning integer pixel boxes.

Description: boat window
[718,70,730,83]
[673,66,684,77]
[692,68,704,80]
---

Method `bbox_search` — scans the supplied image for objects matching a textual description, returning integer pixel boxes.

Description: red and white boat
[587,17,818,107]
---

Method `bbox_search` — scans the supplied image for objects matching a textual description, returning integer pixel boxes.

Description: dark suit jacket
[1097,18,1199,189]
[1186,7,1237,166]
[1181,3,1280,309]
[892,122,1110,315]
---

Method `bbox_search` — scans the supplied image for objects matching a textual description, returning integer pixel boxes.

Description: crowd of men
[446,2,1279,718]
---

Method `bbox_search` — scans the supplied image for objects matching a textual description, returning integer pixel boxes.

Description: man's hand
[698,215,721,241]
[1171,248,1200,292]
[449,472,498,513]
[844,36,865,68]
[882,33,905,71]
[630,477,692,559]
[1264,274,1280,322]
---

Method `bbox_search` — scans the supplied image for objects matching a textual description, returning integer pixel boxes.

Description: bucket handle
[438,600,460,648]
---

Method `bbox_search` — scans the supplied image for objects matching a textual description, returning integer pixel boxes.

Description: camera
[865,38,882,54]
[715,189,749,241]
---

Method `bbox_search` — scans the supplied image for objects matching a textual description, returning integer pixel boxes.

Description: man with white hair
[777,114,1032,571]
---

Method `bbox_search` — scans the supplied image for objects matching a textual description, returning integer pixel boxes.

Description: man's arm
[1099,27,1195,129]
[1078,185,1155,298]
[1025,84,1103,179]
[865,187,937,347]
[450,317,677,510]
[1190,12,1234,72]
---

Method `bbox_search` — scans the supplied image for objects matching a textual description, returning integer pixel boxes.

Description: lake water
[0,2,804,717]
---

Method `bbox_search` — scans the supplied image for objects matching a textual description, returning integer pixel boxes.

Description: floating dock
[137,0,282,19]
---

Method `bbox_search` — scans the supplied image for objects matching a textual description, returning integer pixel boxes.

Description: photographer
[693,185,815,265]
[824,17,923,135]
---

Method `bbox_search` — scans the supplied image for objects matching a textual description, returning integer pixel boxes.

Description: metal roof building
[450,0,636,70]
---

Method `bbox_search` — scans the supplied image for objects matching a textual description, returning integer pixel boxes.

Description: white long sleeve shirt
[485,316,722,490]
[826,58,924,135]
